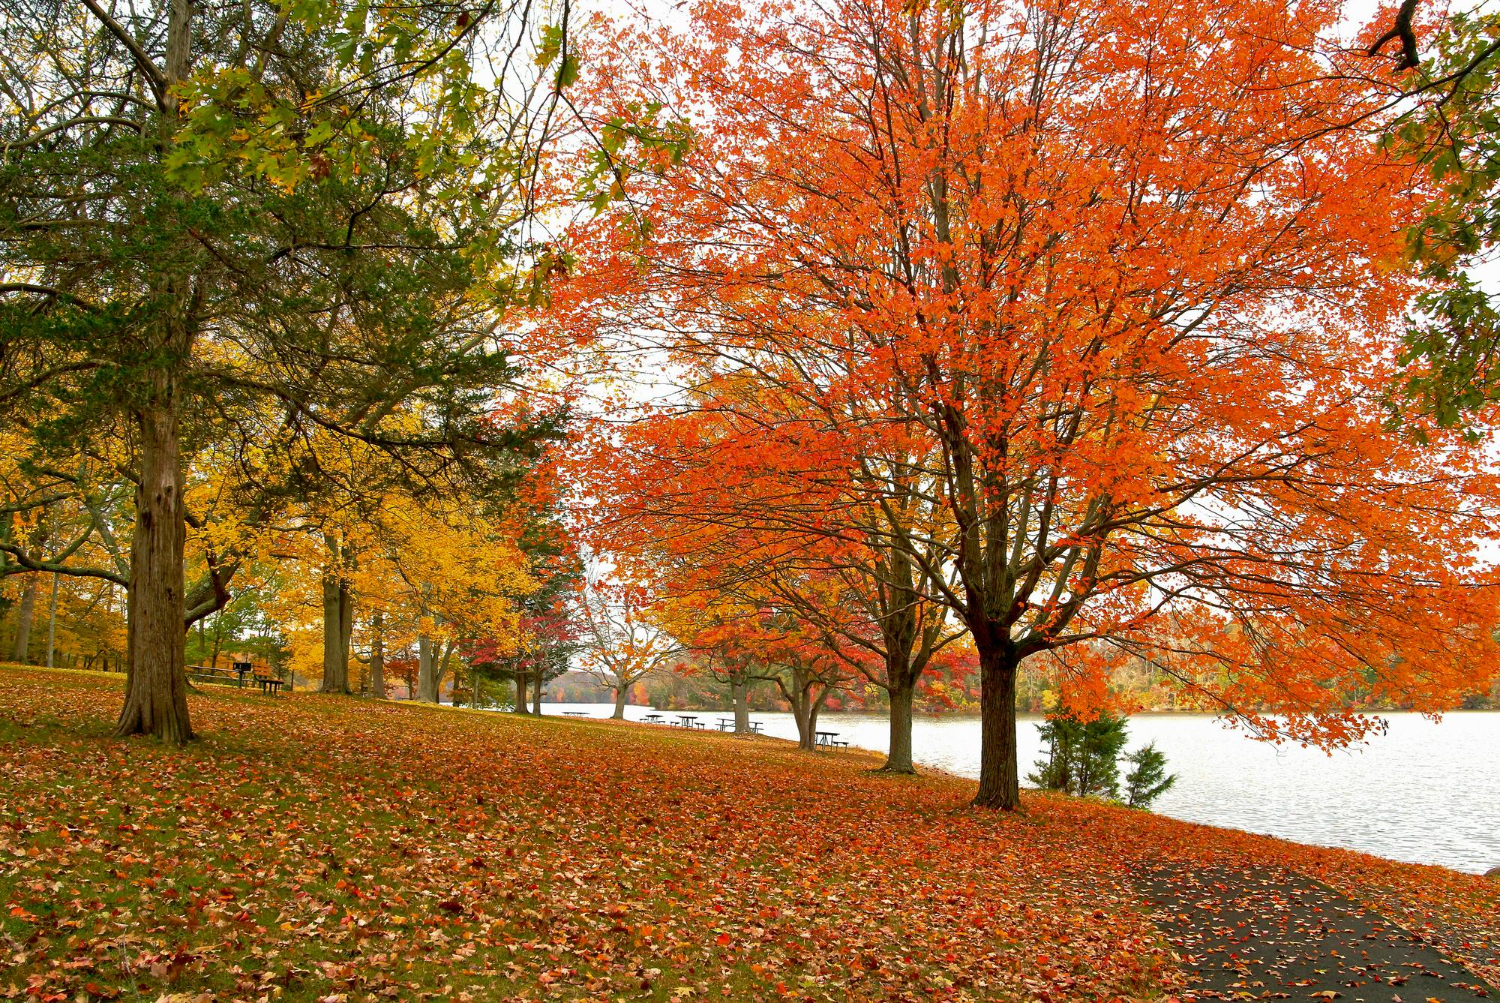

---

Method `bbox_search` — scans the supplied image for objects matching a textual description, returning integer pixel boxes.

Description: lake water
[533,702,1500,875]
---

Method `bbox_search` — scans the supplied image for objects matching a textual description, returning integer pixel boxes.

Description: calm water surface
[537,702,1500,875]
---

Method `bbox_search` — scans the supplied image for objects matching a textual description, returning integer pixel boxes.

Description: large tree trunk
[531,667,542,714]
[320,574,351,693]
[416,635,437,703]
[792,697,816,750]
[612,682,628,719]
[11,575,36,663]
[369,613,386,699]
[880,673,917,774]
[512,670,529,713]
[973,644,1021,809]
[114,400,192,744]
[732,677,749,734]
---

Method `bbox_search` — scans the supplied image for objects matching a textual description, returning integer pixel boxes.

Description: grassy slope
[0,664,1494,1003]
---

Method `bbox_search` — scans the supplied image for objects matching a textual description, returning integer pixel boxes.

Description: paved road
[1140,865,1495,1001]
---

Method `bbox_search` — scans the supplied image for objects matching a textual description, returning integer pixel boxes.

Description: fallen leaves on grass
[0,666,1494,1003]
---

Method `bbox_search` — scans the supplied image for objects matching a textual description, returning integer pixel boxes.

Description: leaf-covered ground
[0,666,1494,1003]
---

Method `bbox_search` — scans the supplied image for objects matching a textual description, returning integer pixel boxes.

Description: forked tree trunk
[430,639,454,704]
[11,575,36,663]
[973,644,1021,809]
[369,613,386,699]
[732,678,749,734]
[114,400,192,744]
[612,682,628,719]
[882,675,917,774]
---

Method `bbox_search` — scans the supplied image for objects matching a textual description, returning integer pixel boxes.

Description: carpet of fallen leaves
[0,666,1494,1003]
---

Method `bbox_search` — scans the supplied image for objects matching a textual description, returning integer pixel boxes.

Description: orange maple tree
[567,0,1500,807]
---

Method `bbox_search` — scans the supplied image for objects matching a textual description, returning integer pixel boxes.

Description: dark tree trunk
[512,670,529,713]
[114,400,192,744]
[531,668,542,714]
[792,697,816,750]
[11,575,36,663]
[881,675,917,774]
[340,586,353,676]
[320,574,351,693]
[612,683,628,719]
[732,678,749,734]
[369,613,386,698]
[973,643,1021,809]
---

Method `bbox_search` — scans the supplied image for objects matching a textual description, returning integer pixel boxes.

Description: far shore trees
[570,0,1500,807]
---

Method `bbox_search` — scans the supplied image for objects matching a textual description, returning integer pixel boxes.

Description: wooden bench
[252,675,285,695]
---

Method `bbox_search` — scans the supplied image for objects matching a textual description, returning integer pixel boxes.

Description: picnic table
[186,664,243,686]
[717,717,734,731]
[815,730,848,749]
[562,711,587,717]
[718,718,765,734]
[642,713,666,724]
[675,714,705,729]
[253,676,285,696]
[748,721,764,734]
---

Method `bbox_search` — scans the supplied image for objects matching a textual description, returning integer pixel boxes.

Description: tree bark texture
[10,575,36,663]
[114,400,192,744]
[882,676,917,774]
[320,574,352,693]
[973,644,1021,809]
[732,678,750,734]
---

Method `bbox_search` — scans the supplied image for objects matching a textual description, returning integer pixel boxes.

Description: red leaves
[1,666,1496,1002]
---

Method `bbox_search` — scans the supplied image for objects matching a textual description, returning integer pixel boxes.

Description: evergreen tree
[1123,742,1178,809]
[1028,712,1130,799]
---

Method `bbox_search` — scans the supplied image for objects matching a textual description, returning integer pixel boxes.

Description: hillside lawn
[0,664,1495,1003]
